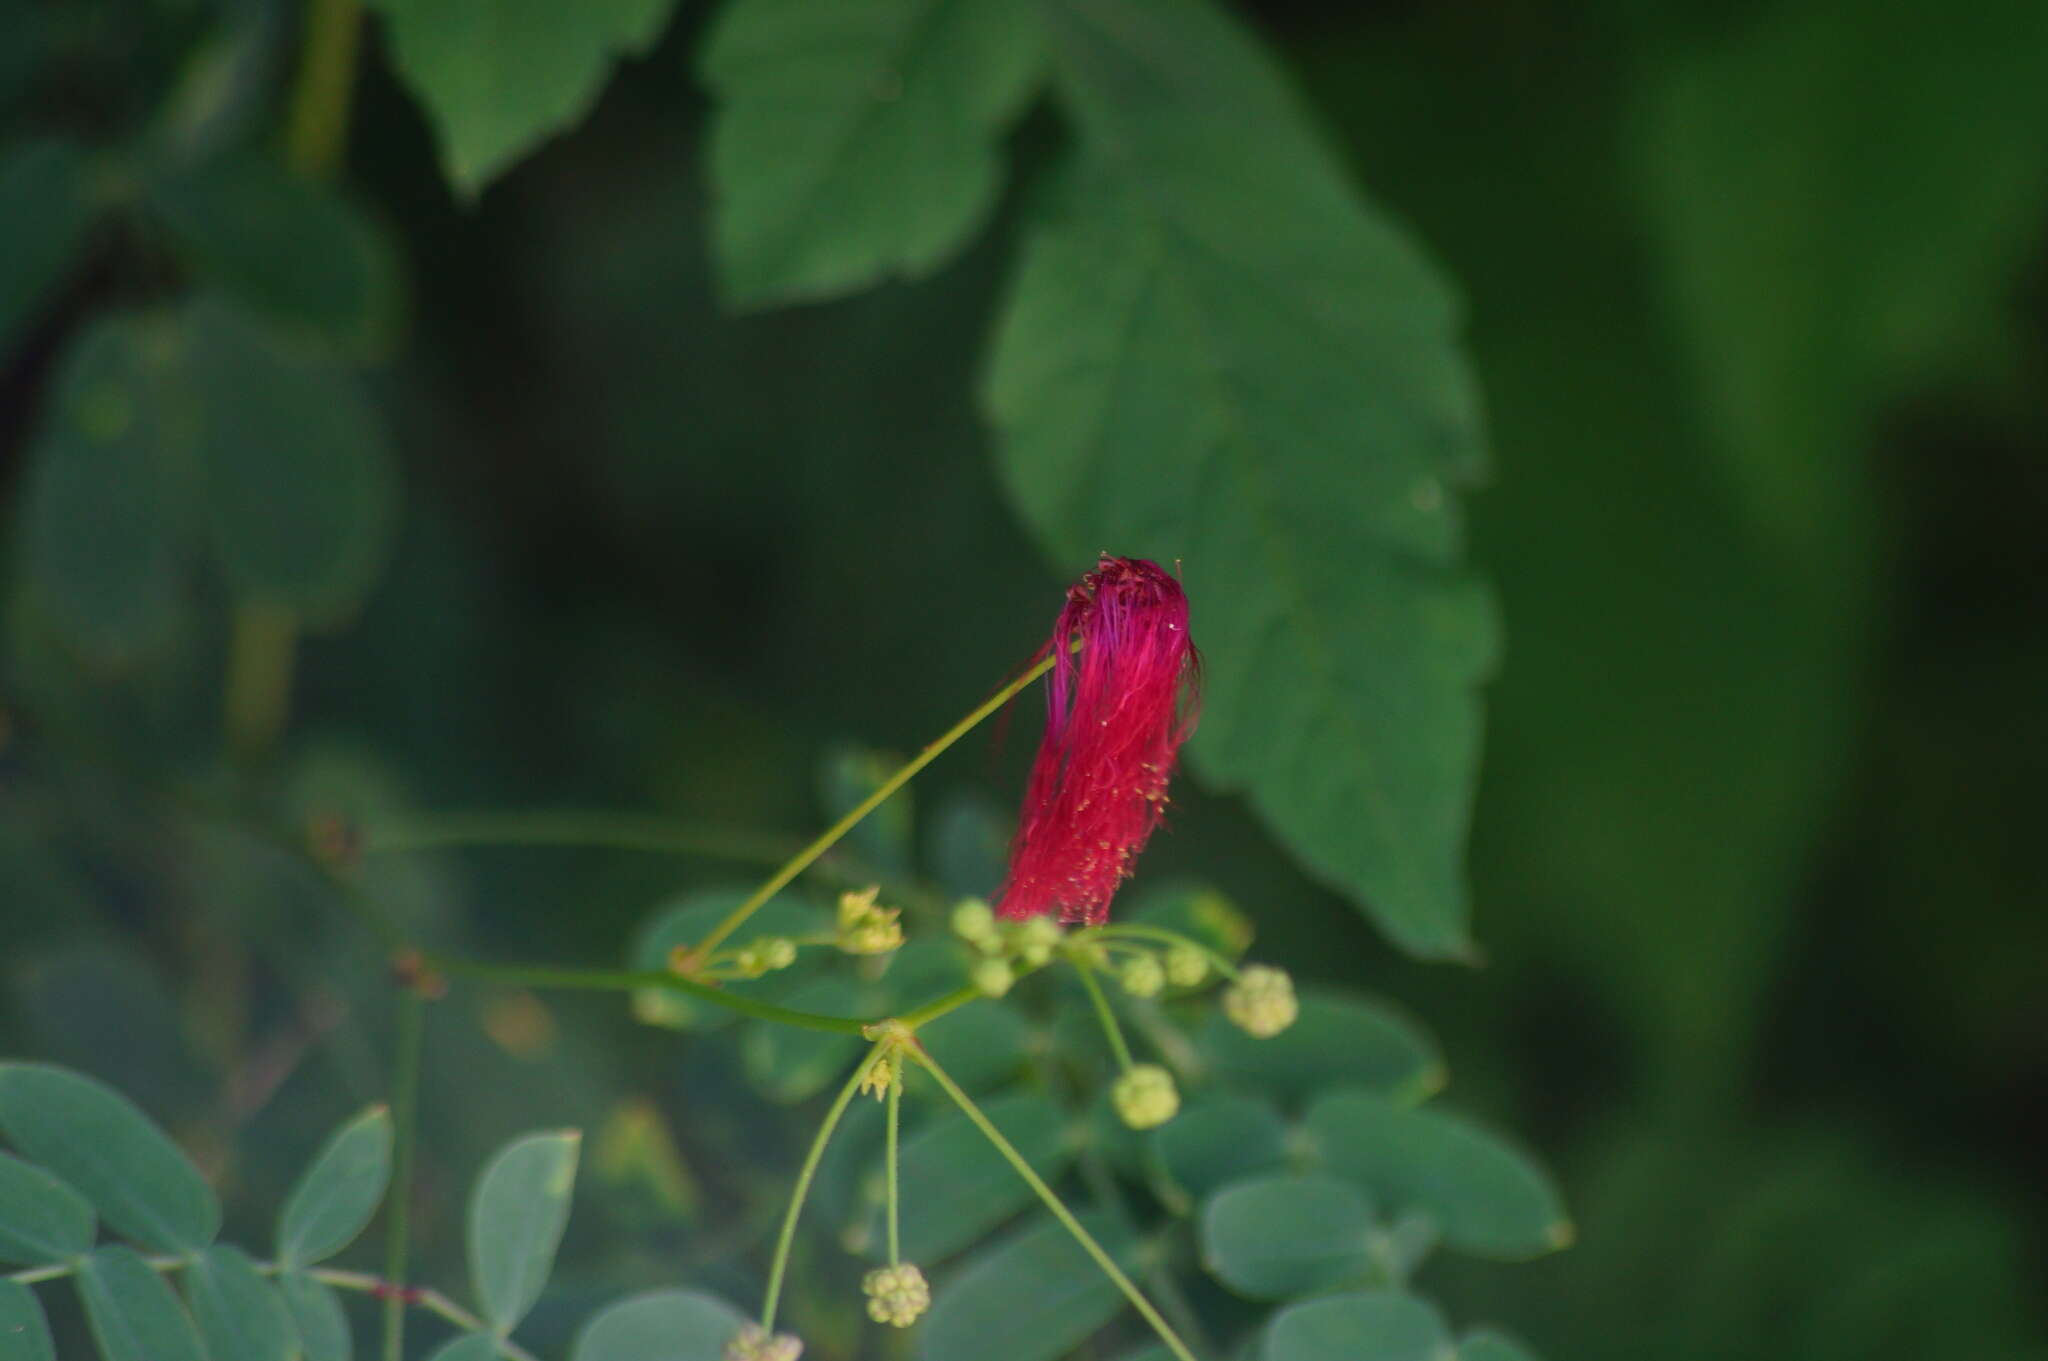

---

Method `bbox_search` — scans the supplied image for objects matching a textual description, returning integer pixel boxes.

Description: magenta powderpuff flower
[996,556,1200,925]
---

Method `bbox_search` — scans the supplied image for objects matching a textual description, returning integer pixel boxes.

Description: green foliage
[1149,1094,1288,1203]
[274,1273,350,1361]
[74,1248,208,1361]
[276,1104,393,1267]
[467,1130,582,1333]
[0,1279,56,1361]
[1200,1173,1376,1300]
[370,0,676,196]
[570,1290,749,1361]
[862,1091,1073,1263]
[701,0,1045,307]
[184,1247,299,1361]
[0,138,97,360]
[1259,1290,1452,1361]
[916,1213,1134,1361]
[986,0,1494,958]
[1197,989,1441,1107]
[0,1153,94,1265]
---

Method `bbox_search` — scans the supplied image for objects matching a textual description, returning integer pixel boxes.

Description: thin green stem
[1073,953,1137,1072]
[362,812,799,866]
[690,653,1056,964]
[223,602,297,765]
[1085,925,1241,981]
[382,990,425,1361]
[313,1269,541,1361]
[896,984,981,1031]
[761,1048,885,1331]
[885,1070,903,1266]
[284,0,362,176]
[908,1048,1200,1361]
[427,957,872,1035]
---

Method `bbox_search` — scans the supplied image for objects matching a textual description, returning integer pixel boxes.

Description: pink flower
[996,556,1200,925]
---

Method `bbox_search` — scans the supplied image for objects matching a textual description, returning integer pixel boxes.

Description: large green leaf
[0,1065,219,1254]
[856,1091,1074,1263]
[468,1130,581,1332]
[181,299,398,622]
[14,314,192,669]
[570,1289,748,1361]
[1197,988,1441,1107]
[916,1212,1134,1361]
[277,1104,393,1266]
[0,138,97,359]
[1149,1094,1288,1204]
[370,0,675,196]
[1260,1290,1453,1361]
[986,0,1493,958]
[701,0,1045,307]
[146,154,401,356]
[74,1247,207,1361]
[275,1272,350,1361]
[1304,1092,1568,1261]
[0,1150,95,1265]
[0,1279,55,1361]
[1200,1173,1375,1300]
[184,1246,299,1361]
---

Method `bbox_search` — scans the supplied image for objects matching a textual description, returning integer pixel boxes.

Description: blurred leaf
[917,1212,1134,1361]
[741,980,864,1102]
[912,996,1031,1094]
[0,1279,54,1361]
[1304,1091,1568,1261]
[370,0,674,195]
[859,1090,1073,1263]
[817,743,913,876]
[627,888,825,1031]
[74,1246,207,1361]
[146,154,401,356]
[0,138,97,359]
[423,1336,499,1361]
[184,1246,298,1361]
[1125,880,1253,960]
[0,1150,95,1265]
[987,0,1493,958]
[1461,1329,1539,1361]
[1150,1093,1288,1203]
[1201,1173,1375,1300]
[468,1130,581,1333]
[1636,0,2048,563]
[0,1064,219,1254]
[591,1098,698,1220]
[277,1104,393,1267]
[1197,988,1441,1108]
[181,299,398,623]
[569,1289,749,1361]
[1260,1290,1452,1361]
[928,793,1009,901]
[701,0,1044,307]
[14,313,192,669]
[275,1272,349,1361]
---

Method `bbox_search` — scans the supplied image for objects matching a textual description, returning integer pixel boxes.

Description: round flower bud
[970,956,1015,998]
[951,898,998,946]
[1111,1064,1180,1130]
[1014,917,1064,967]
[1222,964,1299,1038]
[1164,943,1209,988]
[837,887,905,955]
[736,937,798,977]
[861,1263,931,1328]
[724,1323,803,1361]
[1118,953,1166,999]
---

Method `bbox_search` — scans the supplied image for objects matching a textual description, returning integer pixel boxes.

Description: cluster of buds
[1222,964,1299,1038]
[836,887,904,956]
[1111,1064,1181,1130]
[861,1264,930,1327]
[858,1046,900,1101]
[724,1323,802,1361]
[732,936,798,978]
[952,898,1066,997]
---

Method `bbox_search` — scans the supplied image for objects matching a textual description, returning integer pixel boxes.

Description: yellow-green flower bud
[1222,964,1298,1038]
[859,1049,899,1101]
[1014,917,1064,967]
[970,956,1015,998]
[837,886,905,956]
[724,1323,803,1361]
[1118,953,1166,999]
[1111,1064,1180,1129]
[861,1263,930,1327]
[1164,943,1209,988]
[950,898,997,946]
[735,937,798,977]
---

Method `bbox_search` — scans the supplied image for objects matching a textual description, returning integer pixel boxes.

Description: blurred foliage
[3,0,2047,1358]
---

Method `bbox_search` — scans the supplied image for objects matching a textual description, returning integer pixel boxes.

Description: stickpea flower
[997,556,1200,926]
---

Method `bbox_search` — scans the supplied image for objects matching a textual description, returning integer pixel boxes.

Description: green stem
[382,990,425,1361]
[908,1048,1200,1361]
[761,1049,885,1331]
[1073,954,1137,1072]
[1085,925,1241,981]
[896,984,981,1031]
[223,603,297,764]
[284,0,362,176]
[885,1069,904,1266]
[691,654,1056,964]
[428,957,871,1035]
[362,812,799,866]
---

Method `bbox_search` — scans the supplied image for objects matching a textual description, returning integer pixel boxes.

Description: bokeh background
[4,1,2045,1358]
